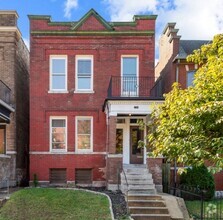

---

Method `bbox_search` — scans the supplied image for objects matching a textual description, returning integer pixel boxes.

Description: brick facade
[29,9,161,187]
[154,23,223,191]
[0,11,29,186]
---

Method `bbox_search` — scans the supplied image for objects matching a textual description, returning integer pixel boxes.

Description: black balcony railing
[0,80,11,105]
[107,76,160,99]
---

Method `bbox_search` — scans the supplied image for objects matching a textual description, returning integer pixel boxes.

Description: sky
[1,0,223,60]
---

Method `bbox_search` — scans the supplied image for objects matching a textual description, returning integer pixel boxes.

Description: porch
[0,80,14,123]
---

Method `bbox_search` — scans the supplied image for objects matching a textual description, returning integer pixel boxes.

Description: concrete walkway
[160,193,191,220]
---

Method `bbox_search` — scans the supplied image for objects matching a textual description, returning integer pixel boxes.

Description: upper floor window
[75,56,93,92]
[0,125,6,154]
[76,117,93,152]
[50,117,67,152]
[187,70,195,87]
[50,55,67,92]
[121,56,138,96]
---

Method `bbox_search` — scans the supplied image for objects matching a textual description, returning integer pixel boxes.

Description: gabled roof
[177,40,210,59]
[71,8,113,31]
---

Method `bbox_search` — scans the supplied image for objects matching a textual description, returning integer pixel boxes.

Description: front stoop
[121,165,171,220]
[128,194,171,220]
[121,164,157,195]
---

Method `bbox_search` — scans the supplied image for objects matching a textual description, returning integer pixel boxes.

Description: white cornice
[105,99,163,116]
[0,11,18,18]
[0,26,21,40]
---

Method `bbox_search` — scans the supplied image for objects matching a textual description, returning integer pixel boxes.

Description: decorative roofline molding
[30,30,155,36]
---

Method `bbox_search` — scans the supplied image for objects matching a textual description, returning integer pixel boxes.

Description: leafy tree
[148,34,223,173]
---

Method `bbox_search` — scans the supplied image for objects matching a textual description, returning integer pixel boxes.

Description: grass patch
[0,188,112,220]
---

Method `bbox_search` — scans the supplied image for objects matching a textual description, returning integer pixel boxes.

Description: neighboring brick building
[154,23,223,191]
[0,11,29,186]
[153,23,209,97]
[29,9,164,190]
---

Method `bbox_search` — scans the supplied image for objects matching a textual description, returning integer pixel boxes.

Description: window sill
[50,150,67,154]
[0,154,11,158]
[74,90,95,94]
[48,91,69,94]
[76,151,93,154]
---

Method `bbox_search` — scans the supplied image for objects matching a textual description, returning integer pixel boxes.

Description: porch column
[106,115,123,190]
[108,116,116,154]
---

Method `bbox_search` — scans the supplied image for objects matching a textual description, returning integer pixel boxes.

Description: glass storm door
[130,126,143,164]
[122,57,138,96]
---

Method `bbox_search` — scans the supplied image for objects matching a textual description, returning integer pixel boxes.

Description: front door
[130,126,143,164]
[0,125,6,154]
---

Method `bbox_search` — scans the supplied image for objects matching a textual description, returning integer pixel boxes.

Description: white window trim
[75,55,94,92]
[50,116,67,153]
[75,116,93,153]
[121,55,139,96]
[49,55,68,92]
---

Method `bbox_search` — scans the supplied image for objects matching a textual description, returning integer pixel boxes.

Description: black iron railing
[107,76,160,99]
[0,80,11,105]
[169,186,223,220]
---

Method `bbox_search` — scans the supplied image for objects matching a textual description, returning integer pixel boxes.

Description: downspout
[176,59,180,83]
[105,104,110,189]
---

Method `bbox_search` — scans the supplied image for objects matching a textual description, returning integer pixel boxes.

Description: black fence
[169,186,223,219]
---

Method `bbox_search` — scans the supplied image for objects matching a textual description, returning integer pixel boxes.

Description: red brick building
[153,23,210,96]
[29,9,163,190]
[0,11,29,187]
[154,23,223,191]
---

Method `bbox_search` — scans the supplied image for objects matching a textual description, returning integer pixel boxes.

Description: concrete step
[128,189,157,194]
[128,200,166,207]
[122,179,154,185]
[129,207,169,214]
[123,173,153,179]
[123,164,147,169]
[124,168,149,174]
[131,214,171,220]
[128,184,155,190]
[128,194,162,201]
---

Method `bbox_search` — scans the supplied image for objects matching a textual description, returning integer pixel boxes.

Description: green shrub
[33,174,38,187]
[180,165,215,200]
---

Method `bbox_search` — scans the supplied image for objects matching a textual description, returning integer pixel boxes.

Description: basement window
[50,168,67,184]
[75,169,92,184]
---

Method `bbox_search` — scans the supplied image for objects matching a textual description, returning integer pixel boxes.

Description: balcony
[0,80,13,123]
[0,80,11,105]
[107,76,161,99]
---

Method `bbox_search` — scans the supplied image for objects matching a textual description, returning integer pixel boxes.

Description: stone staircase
[121,164,171,220]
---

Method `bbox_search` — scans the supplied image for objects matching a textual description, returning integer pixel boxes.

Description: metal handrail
[118,167,129,214]
[107,76,157,98]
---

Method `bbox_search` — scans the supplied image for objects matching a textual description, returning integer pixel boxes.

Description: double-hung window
[76,117,93,152]
[50,55,67,92]
[50,117,67,152]
[76,56,93,92]
[187,70,195,87]
[0,125,6,154]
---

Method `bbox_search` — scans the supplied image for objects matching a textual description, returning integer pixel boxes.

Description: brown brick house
[153,23,210,97]
[29,9,164,191]
[0,11,29,186]
[154,23,223,191]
